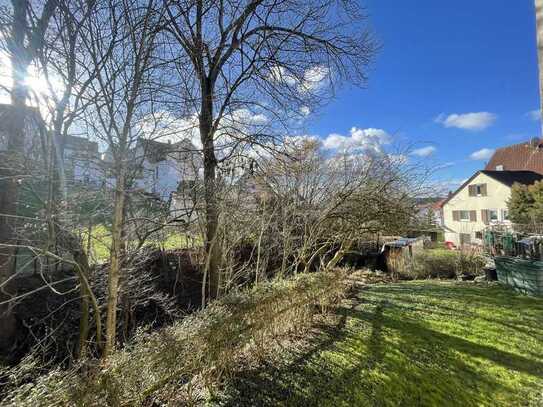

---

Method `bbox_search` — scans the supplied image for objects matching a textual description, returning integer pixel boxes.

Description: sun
[0,50,63,107]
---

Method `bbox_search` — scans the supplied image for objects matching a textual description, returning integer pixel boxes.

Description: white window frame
[460,210,470,222]
[501,209,509,221]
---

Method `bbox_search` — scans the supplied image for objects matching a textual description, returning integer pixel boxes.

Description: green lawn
[224,281,543,406]
[81,224,201,263]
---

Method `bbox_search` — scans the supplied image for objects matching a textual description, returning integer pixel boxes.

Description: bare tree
[0,0,58,358]
[163,0,376,299]
[75,0,163,358]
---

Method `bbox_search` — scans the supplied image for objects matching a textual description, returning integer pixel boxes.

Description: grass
[2,271,348,406]
[224,281,543,406]
[387,248,485,280]
[81,224,201,263]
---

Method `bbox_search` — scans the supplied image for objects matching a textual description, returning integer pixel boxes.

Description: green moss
[228,281,543,406]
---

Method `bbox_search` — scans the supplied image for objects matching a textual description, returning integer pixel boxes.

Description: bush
[388,249,486,280]
[2,270,349,406]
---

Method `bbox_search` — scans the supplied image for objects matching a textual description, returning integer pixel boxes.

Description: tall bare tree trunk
[104,167,126,358]
[199,87,220,301]
[0,0,28,284]
[536,0,543,137]
[0,0,29,356]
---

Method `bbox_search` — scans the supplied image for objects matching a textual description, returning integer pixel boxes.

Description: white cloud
[268,65,298,87]
[411,146,436,157]
[470,148,495,160]
[142,108,269,152]
[527,109,541,121]
[434,161,454,170]
[322,127,391,153]
[284,135,319,147]
[435,112,497,131]
[299,65,329,93]
[268,64,329,93]
[230,108,269,126]
[300,106,311,117]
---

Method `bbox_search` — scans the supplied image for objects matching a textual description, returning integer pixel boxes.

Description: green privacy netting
[494,256,543,296]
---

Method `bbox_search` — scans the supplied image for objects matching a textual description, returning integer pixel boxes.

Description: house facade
[442,170,543,246]
[131,138,200,201]
[62,135,101,185]
[0,104,101,185]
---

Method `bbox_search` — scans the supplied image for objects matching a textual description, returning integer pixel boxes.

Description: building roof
[137,139,172,163]
[485,139,543,175]
[480,170,543,187]
[62,135,99,154]
[137,138,197,163]
[442,170,543,206]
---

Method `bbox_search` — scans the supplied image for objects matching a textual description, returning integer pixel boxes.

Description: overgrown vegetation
[1,270,349,406]
[387,249,486,280]
[221,280,543,406]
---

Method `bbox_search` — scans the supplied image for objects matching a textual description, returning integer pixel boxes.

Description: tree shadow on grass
[219,300,385,406]
[365,283,543,344]
[220,284,543,407]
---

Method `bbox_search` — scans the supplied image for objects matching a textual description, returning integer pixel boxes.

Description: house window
[468,184,487,197]
[475,231,483,239]
[453,210,476,222]
[489,209,498,221]
[501,209,509,221]
[495,165,503,171]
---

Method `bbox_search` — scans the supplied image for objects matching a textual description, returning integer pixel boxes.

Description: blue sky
[306,0,541,192]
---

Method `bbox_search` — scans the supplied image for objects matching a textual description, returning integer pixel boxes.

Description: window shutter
[481,184,487,196]
[481,210,489,225]
[453,211,460,221]
[468,185,476,196]
[470,210,477,222]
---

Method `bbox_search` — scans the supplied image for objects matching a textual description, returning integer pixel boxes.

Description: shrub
[388,249,486,280]
[2,270,349,406]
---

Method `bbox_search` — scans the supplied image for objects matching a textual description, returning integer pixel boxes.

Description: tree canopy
[507,181,543,224]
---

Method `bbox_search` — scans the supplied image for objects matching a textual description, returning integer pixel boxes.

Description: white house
[442,170,543,246]
[131,138,200,201]
[0,104,102,185]
[62,135,102,185]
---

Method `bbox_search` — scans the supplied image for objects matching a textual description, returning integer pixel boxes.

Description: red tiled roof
[485,140,543,175]
[432,198,446,209]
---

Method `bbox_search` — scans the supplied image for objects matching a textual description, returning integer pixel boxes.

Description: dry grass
[2,270,349,406]
[387,249,486,280]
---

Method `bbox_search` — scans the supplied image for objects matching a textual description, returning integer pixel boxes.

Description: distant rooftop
[485,139,543,175]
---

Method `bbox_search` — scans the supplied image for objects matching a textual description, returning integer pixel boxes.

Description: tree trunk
[0,0,28,284]
[199,84,221,301]
[0,0,29,357]
[103,167,126,359]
